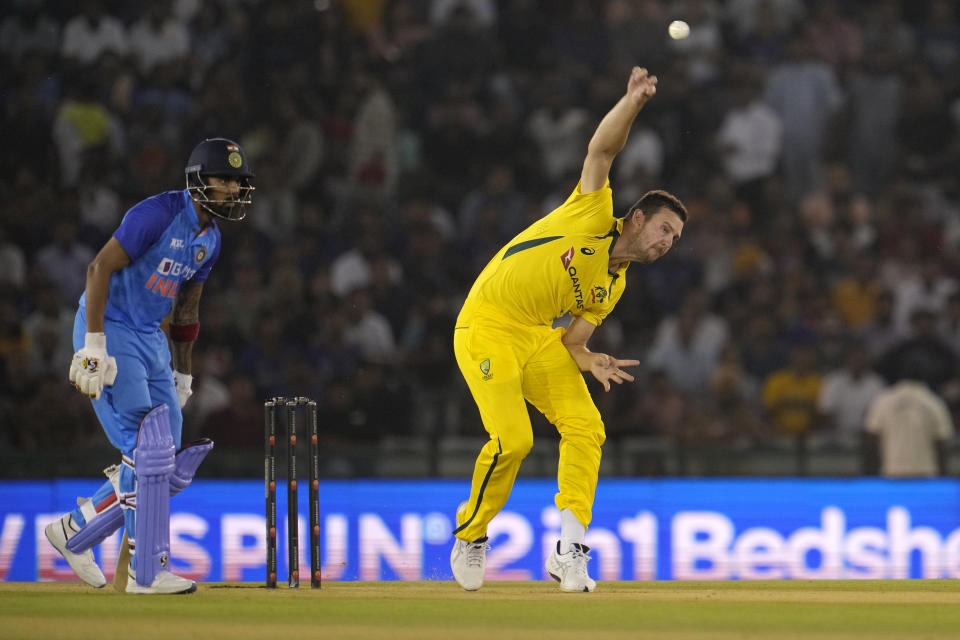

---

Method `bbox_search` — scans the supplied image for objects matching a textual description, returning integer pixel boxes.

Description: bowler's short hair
[627,190,687,222]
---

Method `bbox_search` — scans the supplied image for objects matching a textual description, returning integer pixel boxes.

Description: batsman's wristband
[169,322,199,342]
[84,332,107,350]
[174,371,193,395]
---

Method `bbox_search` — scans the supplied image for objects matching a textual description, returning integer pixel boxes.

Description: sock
[559,508,585,553]
[70,477,123,527]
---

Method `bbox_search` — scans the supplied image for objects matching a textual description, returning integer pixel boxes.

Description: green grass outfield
[3,580,960,640]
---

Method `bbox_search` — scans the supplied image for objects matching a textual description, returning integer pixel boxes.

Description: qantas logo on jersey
[566,266,584,310]
[560,247,574,270]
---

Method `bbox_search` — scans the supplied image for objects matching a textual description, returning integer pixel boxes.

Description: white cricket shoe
[126,568,197,595]
[546,541,596,592]
[44,514,107,588]
[450,535,489,591]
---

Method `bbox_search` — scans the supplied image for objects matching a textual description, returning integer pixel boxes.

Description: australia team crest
[480,358,493,381]
[591,286,608,304]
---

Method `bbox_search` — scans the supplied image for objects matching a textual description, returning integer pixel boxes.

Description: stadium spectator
[666,0,723,85]
[429,0,496,29]
[76,156,123,241]
[896,59,955,182]
[860,0,914,63]
[201,373,263,449]
[604,0,670,72]
[329,209,403,297]
[0,226,27,291]
[0,295,31,400]
[764,28,843,203]
[890,255,957,334]
[613,123,665,211]
[915,0,960,76]
[806,0,862,70]
[817,342,886,445]
[740,312,789,380]
[762,343,823,441]
[458,164,528,250]
[60,0,128,67]
[343,287,397,365]
[697,343,766,446]
[732,0,788,68]
[0,0,60,63]
[715,68,783,219]
[23,282,74,371]
[646,289,729,394]
[52,75,125,187]
[207,260,268,340]
[526,72,591,184]
[725,0,806,41]
[347,68,398,205]
[865,375,954,477]
[847,46,902,194]
[938,292,960,355]
[860,289,904,359]
[831,252,884,331]
[368,0,433,65]
[128,1,189,76]
[180,344,230,438]
[34,217,96,306]
[876,308,957,393]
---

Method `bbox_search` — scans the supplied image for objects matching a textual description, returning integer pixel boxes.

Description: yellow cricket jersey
[762,371,822,435]
[466,180,628,327]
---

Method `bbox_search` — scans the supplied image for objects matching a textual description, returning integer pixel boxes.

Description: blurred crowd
[2,0,960,476]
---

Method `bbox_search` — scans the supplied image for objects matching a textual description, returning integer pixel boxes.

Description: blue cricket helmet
[185,137,255,221]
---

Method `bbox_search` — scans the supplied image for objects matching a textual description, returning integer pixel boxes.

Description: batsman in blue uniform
[45,138,254,594]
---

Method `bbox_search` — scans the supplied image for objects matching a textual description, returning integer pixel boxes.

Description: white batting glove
[69,332,118,400]
[174,371,193,408]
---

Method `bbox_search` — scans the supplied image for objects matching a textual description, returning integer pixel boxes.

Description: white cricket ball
[668,20,690,40]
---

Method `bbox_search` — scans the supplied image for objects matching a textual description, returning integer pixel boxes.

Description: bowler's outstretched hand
[627,67,657,108]
[588,354,640,392]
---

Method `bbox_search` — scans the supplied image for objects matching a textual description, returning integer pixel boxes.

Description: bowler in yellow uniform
[450,67,688,592]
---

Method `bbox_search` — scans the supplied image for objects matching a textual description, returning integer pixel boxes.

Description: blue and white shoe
[44,514,107,588]
[126,568,196,595]
[546,541,596,592]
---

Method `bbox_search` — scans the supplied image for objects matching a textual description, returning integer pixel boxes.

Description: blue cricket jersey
[79,190,221,331]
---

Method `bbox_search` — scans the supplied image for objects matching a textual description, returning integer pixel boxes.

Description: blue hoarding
[3,478,960,582]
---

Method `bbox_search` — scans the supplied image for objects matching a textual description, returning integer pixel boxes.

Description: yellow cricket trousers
[452,297,606,542]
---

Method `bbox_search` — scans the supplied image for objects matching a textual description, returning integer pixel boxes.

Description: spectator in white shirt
[60,0,128,67]
[344,287,397,365]
[817,342,886,445]
[526,75,590,183]
[891,255,957,335]
[128,0,190,75]
[716,70,782,218]
[865,374,954,477]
